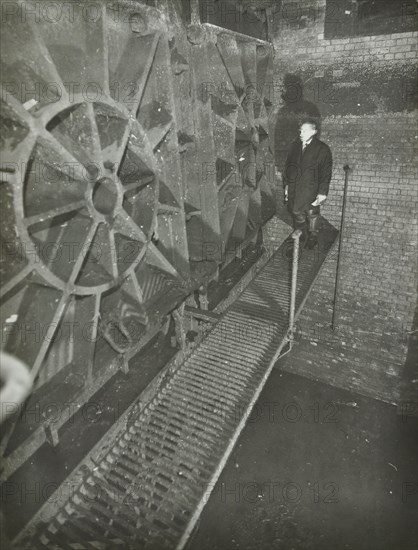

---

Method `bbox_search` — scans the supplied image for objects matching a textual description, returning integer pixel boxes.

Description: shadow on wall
[274,73,321,172]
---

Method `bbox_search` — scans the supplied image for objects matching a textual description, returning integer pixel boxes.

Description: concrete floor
[187,367,418,550]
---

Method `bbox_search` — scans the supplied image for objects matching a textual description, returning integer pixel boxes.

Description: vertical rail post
[288,229,302,339]
[332,164,350,331]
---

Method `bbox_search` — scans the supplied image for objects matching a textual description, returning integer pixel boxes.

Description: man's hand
[311,194,327,207]
[284,185,289,203]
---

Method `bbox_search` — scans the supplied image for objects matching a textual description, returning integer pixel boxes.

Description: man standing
[283,119,332,249]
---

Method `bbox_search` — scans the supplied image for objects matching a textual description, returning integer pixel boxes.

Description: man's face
[300,123,317,144]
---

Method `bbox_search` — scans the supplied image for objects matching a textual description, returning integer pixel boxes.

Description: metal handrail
[288,229,302,340]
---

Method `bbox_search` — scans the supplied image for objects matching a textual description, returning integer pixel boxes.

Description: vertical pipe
[289,229,302,336]
[190,0,201,24]
[265,7,274,41]
[332,164,350,331]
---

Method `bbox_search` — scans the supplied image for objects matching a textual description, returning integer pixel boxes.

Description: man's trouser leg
[307,206,320,237]
[306,206,320,248]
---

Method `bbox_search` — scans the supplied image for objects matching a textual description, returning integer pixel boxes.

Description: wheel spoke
[0,89,35,129]
[218,169,238,192]
[122,239,147,275]
[70,221,100,285]
[113,117,133,167]
[30,293,69,383]
[123,175,155,194]
[0,265,33,299]
[113,212,147,244]
[39,130,92,184]
[112,32,161,117]
[86,102,105,170]
[0,419,16,457]
[21,10,69,103]
[231,191,250,241]
[147,241,181,279]
[148,121,174,152]
[129,272,144,304]
[219,182,243,246]
[88,3,110,96]
[87,294,101,383]
[125,129,157,177]
[93,103,130,170]
[23,200,87,227]
[134,32,161,114]
[108,228,118,280]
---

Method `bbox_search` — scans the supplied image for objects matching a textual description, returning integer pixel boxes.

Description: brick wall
[321,114,417,317]
[270,0,418,399]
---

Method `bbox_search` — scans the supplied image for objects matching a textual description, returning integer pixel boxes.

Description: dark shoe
[306,235,318,249]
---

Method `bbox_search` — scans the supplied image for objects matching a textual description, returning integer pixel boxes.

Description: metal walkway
[18,220,338,550]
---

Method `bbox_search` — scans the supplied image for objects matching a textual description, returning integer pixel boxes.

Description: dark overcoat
[283,136,332,212]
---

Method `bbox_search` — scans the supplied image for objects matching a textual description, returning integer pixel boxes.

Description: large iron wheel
[0,0,189,474]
